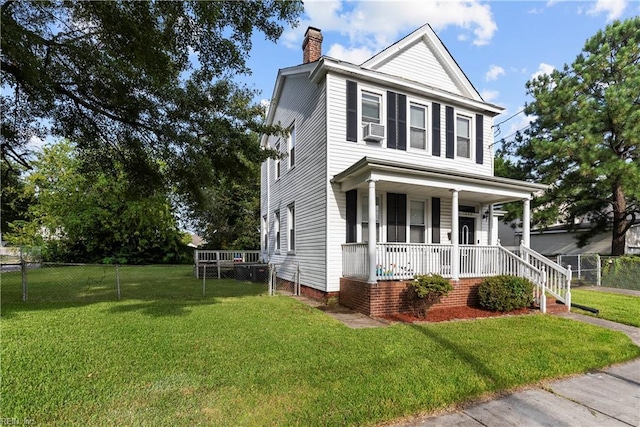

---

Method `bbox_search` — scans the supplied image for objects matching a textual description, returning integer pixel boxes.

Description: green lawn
[571,288,640,327]
[2,267,639,426]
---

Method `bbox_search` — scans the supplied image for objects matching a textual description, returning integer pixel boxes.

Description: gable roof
[361,23,482,101]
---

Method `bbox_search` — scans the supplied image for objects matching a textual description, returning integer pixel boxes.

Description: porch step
[545,299,569,314]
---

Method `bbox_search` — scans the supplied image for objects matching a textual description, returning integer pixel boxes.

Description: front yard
[2,270,639,426]
[571,288,640,327]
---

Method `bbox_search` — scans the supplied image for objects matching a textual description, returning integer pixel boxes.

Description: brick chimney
[302,26,323,63]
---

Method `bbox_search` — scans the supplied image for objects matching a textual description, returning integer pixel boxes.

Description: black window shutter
[387,91,397,149]
[445,106,454,159]
[397,94,407,151]
[476,114,484,164]
[432,197,441,243]
[346,80,358,142]
[432,103,441,156]
[346,190,357,243]
[386,193,407,243]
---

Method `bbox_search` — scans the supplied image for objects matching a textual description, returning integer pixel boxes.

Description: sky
[241,0,640,146]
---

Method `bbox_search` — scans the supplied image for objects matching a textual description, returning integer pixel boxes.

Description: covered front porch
[332,157,572,315]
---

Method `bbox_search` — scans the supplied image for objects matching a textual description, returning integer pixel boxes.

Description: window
[275,141,281,179]
[361,92,381,125]
[275,211,280,251]
[410,200,425,243]
[410,104,427,149]
[262,216,268,252]
[288,205,295,252]
[361,195,380,242]
[288,124,296,169]
[456,115,471,158]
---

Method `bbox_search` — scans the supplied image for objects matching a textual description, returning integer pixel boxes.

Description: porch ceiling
[331,157,549,205]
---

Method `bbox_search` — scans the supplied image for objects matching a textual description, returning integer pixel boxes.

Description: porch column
[522,196,531,248]
[488,204,494,245]
[367,179,377,284]
[451,189,460,281]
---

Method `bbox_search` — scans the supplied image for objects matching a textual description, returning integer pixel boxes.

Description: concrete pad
[550,371,640,426]
[462,389,627,427]
[557,312,640,346]
[405,411,483,426]
[605,362,640,384]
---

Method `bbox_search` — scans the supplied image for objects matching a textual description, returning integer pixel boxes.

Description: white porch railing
[194,250,262,279]
[342,243,545,283]
[521,244,572,307]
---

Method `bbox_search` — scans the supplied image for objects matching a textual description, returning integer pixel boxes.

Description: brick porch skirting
[339,277,484,317]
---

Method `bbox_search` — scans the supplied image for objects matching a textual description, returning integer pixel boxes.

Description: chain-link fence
[556,254,601,286]
[1,248,273,303]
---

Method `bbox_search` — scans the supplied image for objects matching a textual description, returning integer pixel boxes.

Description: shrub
[406,274,453,318]
[478,275,534,312]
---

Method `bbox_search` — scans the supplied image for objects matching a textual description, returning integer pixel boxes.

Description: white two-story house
[261,24,571,316]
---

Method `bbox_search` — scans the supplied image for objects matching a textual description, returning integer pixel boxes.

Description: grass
[571,288,640,327]
[2,266,639,426]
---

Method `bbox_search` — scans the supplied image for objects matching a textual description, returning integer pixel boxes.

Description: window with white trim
[287,204,295,252]
[262,216,268,252]
[275,211,280,251]
[410,103,427,150]
[288,124,296,169]
[275,141,281,179]
[361,92,381,125]
[361,195,381,242]
[456,115,471,159]
[410,200,426,243]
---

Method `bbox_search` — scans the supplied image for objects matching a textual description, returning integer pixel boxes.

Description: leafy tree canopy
[1,0,302,208]
[498,17,640,255]
[7,140,190,264]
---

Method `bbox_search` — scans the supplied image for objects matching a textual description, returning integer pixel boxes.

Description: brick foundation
[339,277,484,317]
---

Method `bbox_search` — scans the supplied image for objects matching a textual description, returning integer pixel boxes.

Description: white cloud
[326,44,375,64]
[485,65,505,81]
[480,90,499,102]
[586,0,627,21]
[530,63,555,80]
[282,0,499,61]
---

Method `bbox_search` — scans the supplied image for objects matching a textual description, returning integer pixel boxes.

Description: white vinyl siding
[371,38,463,95]
[261,73,327,291]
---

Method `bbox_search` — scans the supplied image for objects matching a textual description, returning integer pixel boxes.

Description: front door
[459,217,475,275]
[459,217,475,245]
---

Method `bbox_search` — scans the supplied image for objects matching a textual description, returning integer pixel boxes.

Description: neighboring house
[260,25,570,316]
[499,221,640,256]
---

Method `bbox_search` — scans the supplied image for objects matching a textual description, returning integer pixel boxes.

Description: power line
[492,109,525,128]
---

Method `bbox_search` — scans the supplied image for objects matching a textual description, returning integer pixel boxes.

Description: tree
[0,158,31,240]
[7,140,189,263]
[501,17,640,255]
[1,1,302,206]
[188,161,261,250]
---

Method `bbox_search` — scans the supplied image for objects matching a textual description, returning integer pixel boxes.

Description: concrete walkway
[577,286,640,297]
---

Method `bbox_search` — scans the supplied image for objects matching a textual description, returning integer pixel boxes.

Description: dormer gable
[361,23,481,101]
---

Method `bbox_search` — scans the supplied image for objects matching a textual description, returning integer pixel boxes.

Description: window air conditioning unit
[363,123,385,142]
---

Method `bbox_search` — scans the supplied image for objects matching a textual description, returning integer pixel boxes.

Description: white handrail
[520,244,572,305]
